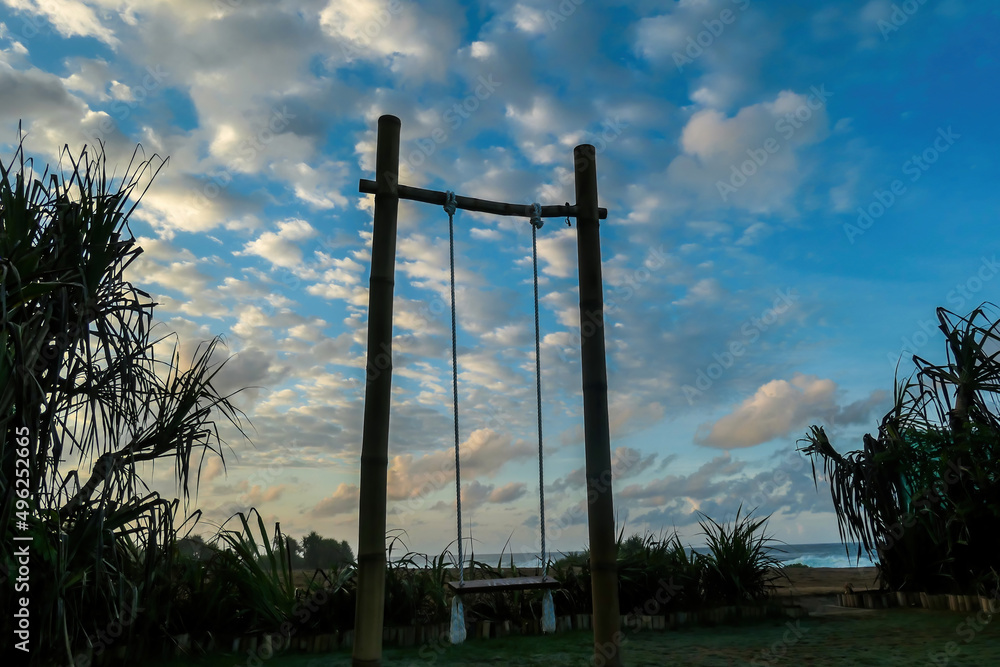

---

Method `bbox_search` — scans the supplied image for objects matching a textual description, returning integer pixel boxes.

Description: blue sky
[2,0,998,557]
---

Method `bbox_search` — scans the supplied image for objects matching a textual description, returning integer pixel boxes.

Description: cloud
[534,227,578,279]
[693,374,889,449]
[311,482,360,517]
[386,429,534,501]
[6,0,118,46]
[0,60,87,140]
[488,482,527,504]
[319,0,456,78]
[633,13,689,61]
[621,447,830,531]
[200,455,225,482]
[436,480,527,513]
[831,390,890,427]
[269,159,351,209]
[665,88,832,214]
[619,454,744,506]
[558,400,668,448]
[672,277,724,306]
[633,0,780,109]
[236,218,318,268]
[460,479,493,509]
[210,479,288,505]
[547,446,659,495]
[129,175,264,240]
[509,4,548,34]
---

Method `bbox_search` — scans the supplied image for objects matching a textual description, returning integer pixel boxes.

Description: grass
[146,607,1000,666]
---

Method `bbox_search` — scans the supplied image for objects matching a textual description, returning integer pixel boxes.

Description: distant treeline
[289,531,355,569]
[179,530,354,569]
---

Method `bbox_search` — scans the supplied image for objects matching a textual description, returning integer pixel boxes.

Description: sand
[775,565,880,596]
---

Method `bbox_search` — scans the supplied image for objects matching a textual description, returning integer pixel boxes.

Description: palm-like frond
[799,304,1000,592]
[1,137,253,664]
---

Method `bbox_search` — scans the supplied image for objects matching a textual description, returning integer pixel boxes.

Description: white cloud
[6,0,117,46]
[470,227,502,241]
[236,219,318,268]
[506,96,560,136]
[535,227,577,278]
[695,374,839,449]
[319,0,455,78]
[131,177,262,240]
[634,13,689,60]
[666,89,832,214]
[735,221,772,246]
[60,58,112,98]
[672,277,724,306]
[386,429,534,501]
[510,4,547,34]
[469,40,496,60]
[310,483,360,517]
[270,159,351,210]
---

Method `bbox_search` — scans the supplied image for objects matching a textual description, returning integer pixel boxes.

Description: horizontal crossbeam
[358,179,607,220]
[447,575,561,594]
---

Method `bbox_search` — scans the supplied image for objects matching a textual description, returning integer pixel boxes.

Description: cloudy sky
[2,0,997,557]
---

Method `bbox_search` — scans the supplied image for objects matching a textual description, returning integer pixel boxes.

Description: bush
[699,505,787,604]
[551,508,785,616]
[801,305,1000,593]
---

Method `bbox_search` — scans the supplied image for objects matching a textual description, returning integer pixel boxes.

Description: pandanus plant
[0,137,252,665]
[799,304,1000,593]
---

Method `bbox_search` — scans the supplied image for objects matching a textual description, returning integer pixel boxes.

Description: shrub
[699,505,787,604]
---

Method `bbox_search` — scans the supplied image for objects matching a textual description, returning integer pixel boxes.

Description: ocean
[444,543,877,570]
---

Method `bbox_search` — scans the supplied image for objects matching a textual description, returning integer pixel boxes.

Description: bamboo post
[574,144,622,666]
[352,114,401,667]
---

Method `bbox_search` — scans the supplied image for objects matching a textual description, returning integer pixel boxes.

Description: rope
[530,202,556,634]
[445,190,463,586]
[446,195,549,588]
[529,203,547,574]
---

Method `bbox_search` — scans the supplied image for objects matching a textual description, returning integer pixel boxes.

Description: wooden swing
[440,197,557,600]
[354,114,623,667]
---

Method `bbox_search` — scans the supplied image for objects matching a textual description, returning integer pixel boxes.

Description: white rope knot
[530,202,543,229]
[444,190,457,217]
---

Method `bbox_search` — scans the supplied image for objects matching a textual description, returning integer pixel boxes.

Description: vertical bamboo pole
[352,114,401,667]
[574,144,622,666]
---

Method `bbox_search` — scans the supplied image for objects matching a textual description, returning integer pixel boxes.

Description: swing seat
[448,575,560,594]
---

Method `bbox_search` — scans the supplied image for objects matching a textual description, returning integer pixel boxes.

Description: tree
[300,530,355,569]
[799,304,1000,594]
[0,138,251,665]
[285,535,305,568]
[177,534,213,561]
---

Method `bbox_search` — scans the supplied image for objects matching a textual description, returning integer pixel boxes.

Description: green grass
[148,608,1000,666]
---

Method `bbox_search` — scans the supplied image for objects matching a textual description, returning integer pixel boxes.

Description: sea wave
[779,553,875,569]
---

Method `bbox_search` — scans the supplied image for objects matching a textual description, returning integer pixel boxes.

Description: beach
[776,565,880,596]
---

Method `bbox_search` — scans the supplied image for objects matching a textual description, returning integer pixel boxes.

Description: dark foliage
[800,305,1000,593]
